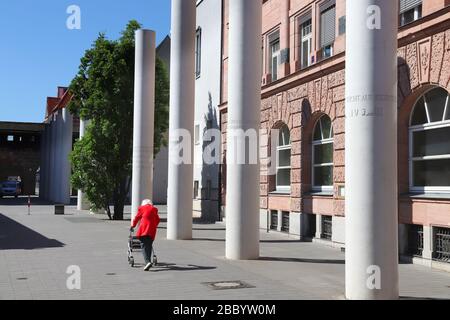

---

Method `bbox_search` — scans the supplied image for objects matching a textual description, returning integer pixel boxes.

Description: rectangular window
[195,124,200,145]
[194,181,199,199]
[312,142,334,190]
[319,2,336,60]
[268,31,280,82]
[7,135,14,142]
[195,28,202,78]
[270,211,278,231]
[400,0,422,26]
[281,212,290,233]
[408,224,424,257]
[300,17,312,69]
[321,216,332,240]
[433,227,450,263]
[276,127,291,192]
[413,159,450,187]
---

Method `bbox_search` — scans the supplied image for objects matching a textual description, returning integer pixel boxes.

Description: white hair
[141,199,153,206]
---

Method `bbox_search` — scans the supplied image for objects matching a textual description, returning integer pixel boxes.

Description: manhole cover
[204,281,254,290]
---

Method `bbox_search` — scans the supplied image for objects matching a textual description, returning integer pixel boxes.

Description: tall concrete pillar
[167,0,196,240]
[60,108,73,205]
[345,0,399,300]
[225,0,262,260]
[131,29,156,219]
[77,119,90,210]
[50,114,58,203]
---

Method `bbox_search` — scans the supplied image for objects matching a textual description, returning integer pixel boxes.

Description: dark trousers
[140,236,154,264]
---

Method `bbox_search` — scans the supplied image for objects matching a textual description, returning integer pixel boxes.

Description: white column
[345,0,399,300]
[60,108,73,205]
[225,0,262,260]
[167,0,196,240]
[77,119,90,210]
[131,29,156,219]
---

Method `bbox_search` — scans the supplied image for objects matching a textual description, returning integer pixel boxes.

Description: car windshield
[2,182,17,188]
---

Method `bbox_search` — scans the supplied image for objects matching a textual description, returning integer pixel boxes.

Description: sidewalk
[0,200,449,300]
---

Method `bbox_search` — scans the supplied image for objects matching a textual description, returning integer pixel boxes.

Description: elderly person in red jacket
[131,199,161,271]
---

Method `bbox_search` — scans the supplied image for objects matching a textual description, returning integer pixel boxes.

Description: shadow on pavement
[0,213,65,250]
[192,238,224,242]
[127,262,218,272]
[149,263,217,272]
[259,256,345,264]
[400,296,445,300]
[190,238,305,243]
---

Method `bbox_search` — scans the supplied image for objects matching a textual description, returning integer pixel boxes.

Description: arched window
[276,125,291,192]
[312,115,334,192]
[410,87,450,193]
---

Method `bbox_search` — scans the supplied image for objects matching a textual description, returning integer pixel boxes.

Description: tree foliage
[68,20,170,220]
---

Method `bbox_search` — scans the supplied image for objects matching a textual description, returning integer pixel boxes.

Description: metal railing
[321,216,332,241]
[433,227,450,263]
[270,211,278,231]
[281,212,289,233]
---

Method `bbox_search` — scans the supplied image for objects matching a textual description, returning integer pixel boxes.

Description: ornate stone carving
[406,42,419,89]
[430,32,444,84]
[418,38,431,84]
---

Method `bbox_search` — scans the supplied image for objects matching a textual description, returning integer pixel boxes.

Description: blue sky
[0,0,171,123]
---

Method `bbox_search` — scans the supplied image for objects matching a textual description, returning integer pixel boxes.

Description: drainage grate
[203,281,254,291]
[16,278,28,281]
[105,273,117,276]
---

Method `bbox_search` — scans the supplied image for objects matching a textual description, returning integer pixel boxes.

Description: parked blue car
[0,181,22,198]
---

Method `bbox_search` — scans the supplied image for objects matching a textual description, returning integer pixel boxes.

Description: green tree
[68,20,170,220]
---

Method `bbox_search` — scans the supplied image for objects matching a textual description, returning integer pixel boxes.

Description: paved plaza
[0,197,449,300]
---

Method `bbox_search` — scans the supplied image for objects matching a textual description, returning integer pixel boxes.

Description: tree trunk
[113,178,127,221]
[106,203,112,220]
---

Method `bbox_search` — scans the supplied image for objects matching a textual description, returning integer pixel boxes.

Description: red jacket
[132,205,160,240]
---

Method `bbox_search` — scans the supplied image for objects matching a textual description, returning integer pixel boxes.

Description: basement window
[281,212,290,233]
[270,210,278,231]
[408,224,424,257]
[433,227,450,263]
[321,216,332,240]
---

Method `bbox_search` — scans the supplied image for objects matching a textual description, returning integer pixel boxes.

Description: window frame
[400,3,422,27]
[300,18,313,69]
[195,27,202,78]
[268,31,280,82]
[318,1,336,60]
[409,88,450,193]
[194,124,201,145]
[276,125,292,192]
[312,116,334,193]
